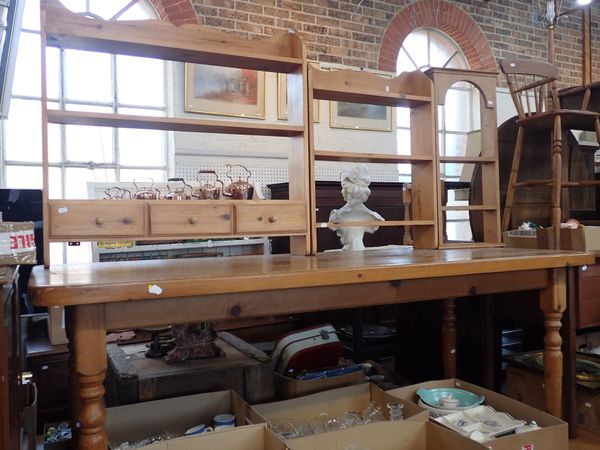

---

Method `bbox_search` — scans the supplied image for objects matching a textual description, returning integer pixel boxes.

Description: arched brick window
[150,0,198,25]
[378,0,495,73]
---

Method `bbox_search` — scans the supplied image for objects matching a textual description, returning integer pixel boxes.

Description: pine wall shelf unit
[40,0,311,265]
[425,68,502,249]
[307,65,439,252]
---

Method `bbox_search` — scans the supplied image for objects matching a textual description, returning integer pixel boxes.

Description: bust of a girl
[328,165,385,251]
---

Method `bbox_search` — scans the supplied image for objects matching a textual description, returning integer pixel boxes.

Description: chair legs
[551,115,562,249]
[502,119,565,249]
[501,126,525,233]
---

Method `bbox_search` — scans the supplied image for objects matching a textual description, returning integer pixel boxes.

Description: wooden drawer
[49,201,145,238]
[578,262,600,328]
[235,203,306,234]
[150,203,232,235]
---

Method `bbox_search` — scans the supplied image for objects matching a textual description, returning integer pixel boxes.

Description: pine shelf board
[47,110,305,137]
[441,205,498,211]
[317,220,435,229]
[43,0,303,73]
[314,150,432,164]
[439,242,505,249]
[309,66,432,106]
[439,156,497,163]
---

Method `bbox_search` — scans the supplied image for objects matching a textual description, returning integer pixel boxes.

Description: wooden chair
[500,57,600,248]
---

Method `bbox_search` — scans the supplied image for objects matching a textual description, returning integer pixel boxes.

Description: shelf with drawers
[40,0,311,264]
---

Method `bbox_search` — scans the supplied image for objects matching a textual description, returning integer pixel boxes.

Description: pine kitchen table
[29,246,594,450]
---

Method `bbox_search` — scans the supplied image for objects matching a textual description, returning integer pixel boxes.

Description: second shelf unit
[307,66,439,252]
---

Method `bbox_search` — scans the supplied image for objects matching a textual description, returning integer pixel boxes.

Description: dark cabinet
[269,181,407,253]
[1,266,21,450]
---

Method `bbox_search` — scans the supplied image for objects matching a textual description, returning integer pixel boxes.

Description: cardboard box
[537,226,600,251]
[249,383,429,427]
[502,230,538,249]
[273,367,365,399]
[47,306,68,346]
[288,421,488,450]
[106,390,250,449]
[506,364,600,434]
[138,424,286,450]
[387,379,568,450]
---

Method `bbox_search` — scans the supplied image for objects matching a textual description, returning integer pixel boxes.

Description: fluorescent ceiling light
[577,0,592,5]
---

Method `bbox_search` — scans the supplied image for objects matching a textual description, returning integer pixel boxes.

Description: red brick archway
[149,0,198,25]
[378,0,495,72]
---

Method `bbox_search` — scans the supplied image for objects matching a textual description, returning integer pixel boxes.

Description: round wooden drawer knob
[95,217,104,225]
[189,217,198,225]
[268,216,278,223]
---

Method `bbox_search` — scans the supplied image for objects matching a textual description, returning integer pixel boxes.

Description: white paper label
[148,284,163,295]
[58,207,69,214]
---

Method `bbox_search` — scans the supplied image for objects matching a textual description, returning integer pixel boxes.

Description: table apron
[102,269,550,330]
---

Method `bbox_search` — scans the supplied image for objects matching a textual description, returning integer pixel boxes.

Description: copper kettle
[192,170,224,200]
[223,164,254,200]
[131,177,162,200]
[164,178,191,200]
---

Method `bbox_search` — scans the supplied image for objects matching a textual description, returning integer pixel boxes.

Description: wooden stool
[500,57,600,249]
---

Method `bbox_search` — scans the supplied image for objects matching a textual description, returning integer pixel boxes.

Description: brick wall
[189,0,600,88]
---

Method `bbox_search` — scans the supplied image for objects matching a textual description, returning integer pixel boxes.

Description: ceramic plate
[434,405,526,438]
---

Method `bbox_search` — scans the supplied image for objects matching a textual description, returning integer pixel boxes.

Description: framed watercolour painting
[185,63,265,118]
[329,101,392,131]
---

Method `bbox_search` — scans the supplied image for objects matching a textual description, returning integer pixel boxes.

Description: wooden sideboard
[0,266,21,450]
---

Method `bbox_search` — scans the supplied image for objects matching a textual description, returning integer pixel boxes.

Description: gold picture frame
[329,100,392,131]
[185,63,265,119]
[324,63,393,132]
[277,73,320,122]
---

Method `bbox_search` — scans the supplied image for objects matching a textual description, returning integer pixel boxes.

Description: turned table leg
[442,298,457,378]
[540,267,566,418]
[69,304,107,450]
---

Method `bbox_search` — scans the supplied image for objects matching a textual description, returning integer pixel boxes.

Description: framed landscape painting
[329,101,392,131]
[185,63,265,118]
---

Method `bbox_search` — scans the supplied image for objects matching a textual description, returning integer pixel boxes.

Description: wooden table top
[28,247,594,307]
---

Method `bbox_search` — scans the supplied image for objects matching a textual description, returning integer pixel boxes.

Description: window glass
[116,55,165,107]
[5,165,43,188]
[402,29,428,70]
[59,0,86,13]
[46,48,61,100]
[89,0,134,19]
[65,125,114,163]
[22,0,40,31]
[64,167,116,199]
[65,50,112,102]
[396,107,410,128]
[396,129,411,155]
[118,3,153,20]
[444,89,470,132]
[119,129,165,166]
[12,32,41,97]
[4,99,42,162]
[444,133,468,158]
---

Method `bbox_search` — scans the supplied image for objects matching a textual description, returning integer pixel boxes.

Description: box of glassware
[137,421,488,450]
[387,379,567,450]
[136,424,286,450]
[106,389,250,449]
[287,421,489,450]
[248,383,429,439]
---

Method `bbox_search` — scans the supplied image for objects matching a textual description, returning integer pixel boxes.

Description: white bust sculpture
[328,165,385,251]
